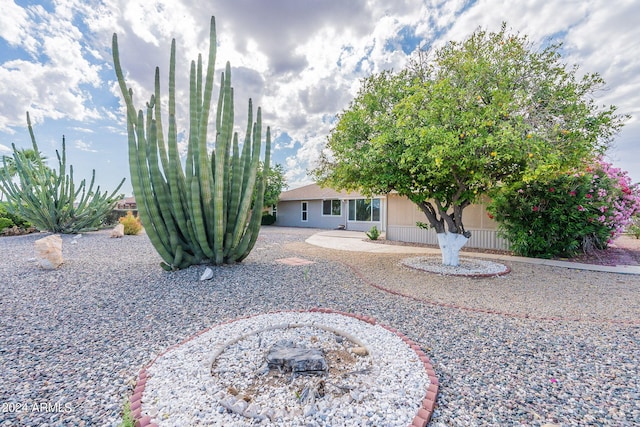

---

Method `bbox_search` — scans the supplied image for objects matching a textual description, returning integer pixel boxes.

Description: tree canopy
[261,163,288,208]
[313,24,626,238]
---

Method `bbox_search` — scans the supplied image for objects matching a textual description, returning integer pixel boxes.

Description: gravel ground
[0,226,638,426]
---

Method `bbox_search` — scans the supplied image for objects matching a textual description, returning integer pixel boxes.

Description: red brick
[417,408,432,421]
[129,400,141,412]
[422,397,435,412]
[131,406,142,420]
[411,415,428,427]
[426,390,437,401]
[130,392,142,404]
[135,416,152,427]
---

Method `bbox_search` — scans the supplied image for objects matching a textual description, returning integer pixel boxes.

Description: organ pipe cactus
[112,16,271,270]
[0,112,124,233]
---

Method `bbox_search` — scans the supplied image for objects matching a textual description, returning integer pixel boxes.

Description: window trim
[301,201,308,222]
[348,198,381,222]
[322,199,342,217]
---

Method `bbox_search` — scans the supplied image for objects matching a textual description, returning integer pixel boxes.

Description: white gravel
[143,311,429,426]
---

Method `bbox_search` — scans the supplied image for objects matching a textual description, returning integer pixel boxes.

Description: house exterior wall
[275,198,384,232]
[386,193,510,250]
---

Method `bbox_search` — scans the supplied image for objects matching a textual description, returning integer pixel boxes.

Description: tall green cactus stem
[112,16,271,270]
[0,112,125,233]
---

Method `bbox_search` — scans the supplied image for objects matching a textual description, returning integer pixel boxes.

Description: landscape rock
[200,268,214,281]
[110,224,124,238]
[266,341,328,376]
[34,235,63,269]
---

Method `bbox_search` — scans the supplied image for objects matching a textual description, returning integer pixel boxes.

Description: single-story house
[116,196,137,210]
[274,184,384,232]
[275,183,509,251]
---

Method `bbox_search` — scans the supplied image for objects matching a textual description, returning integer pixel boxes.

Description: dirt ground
[567,234,640,266]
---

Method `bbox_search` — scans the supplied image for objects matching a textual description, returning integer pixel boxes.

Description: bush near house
[489,160,640,258]
[261,213,276,225]
[628,214,640,239]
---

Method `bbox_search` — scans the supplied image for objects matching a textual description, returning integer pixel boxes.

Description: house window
[322,199,341,216]
[301,201,308,222]
[348,198,380,222]
[271,205,277,217]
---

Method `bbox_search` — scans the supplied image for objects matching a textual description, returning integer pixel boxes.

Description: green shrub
[366,225,380,240]
[261,213,276,225]
[0,217,14,232]
[119,211,143,235]
[628,215,640,239]
[0,202,31,230]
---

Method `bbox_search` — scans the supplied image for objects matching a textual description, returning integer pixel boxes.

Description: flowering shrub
[489,159,640,258]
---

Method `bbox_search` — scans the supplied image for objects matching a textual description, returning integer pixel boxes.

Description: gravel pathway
[0,226,638,426]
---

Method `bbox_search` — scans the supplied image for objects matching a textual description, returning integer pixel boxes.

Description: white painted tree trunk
[437,232,469,266]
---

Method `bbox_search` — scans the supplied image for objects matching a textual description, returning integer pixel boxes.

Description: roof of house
[278,183,368,201]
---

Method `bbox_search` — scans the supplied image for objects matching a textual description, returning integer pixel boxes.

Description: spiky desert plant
[0,113,125,233]
[112,16,271,270]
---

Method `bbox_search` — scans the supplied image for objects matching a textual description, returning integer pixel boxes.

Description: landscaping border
[127,308,439,427]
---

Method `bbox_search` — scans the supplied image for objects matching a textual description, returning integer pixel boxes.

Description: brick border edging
[128,308,439,427]
[344,262,640,326]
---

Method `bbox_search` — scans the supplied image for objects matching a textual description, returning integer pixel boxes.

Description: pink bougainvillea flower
[569,191,576,197]
[549,187,555,192]
[586,193,593,199]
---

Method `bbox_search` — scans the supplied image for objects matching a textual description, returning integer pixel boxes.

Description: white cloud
[0,0,639,190]
[74,139,98,153]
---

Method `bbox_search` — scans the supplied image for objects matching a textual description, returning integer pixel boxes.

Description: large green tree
[313,24,626,265]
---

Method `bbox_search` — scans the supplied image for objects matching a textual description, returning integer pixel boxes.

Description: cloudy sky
[1,0,639,197]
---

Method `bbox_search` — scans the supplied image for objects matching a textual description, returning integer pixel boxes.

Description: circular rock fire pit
[129,309,437,426]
